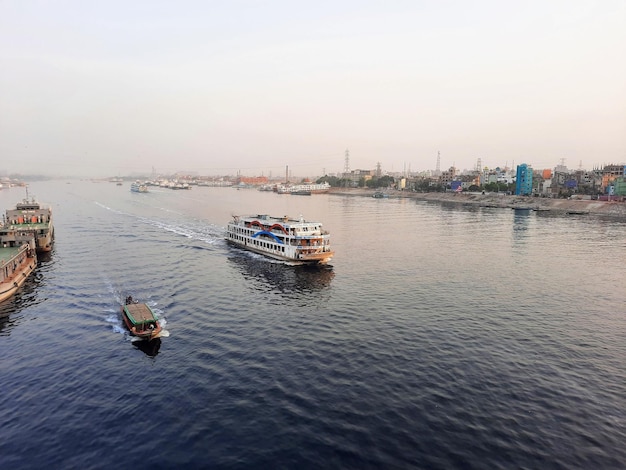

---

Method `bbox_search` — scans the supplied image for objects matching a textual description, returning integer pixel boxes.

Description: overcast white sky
[1,0,625,178]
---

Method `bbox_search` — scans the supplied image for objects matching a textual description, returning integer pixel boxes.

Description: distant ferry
[4,195,54,253]
[276,182,330,194]
[130,181,148,193]
[226,214,334,264]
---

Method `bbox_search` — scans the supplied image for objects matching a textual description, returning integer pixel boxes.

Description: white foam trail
[105,314,126,335]
[96,200,223,245]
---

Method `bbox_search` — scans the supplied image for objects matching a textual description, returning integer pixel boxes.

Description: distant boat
[372,191,389,198]
[130,181,148,193]
[291,189,311,196]
[121,296,162,340]
[276,182,330,194]
[169,182,191,190]
[226,214,334,264]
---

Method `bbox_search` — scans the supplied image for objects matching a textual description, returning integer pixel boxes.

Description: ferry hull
[227,239,334,265]
[0,249,37,303]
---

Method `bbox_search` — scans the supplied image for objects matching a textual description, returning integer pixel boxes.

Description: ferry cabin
[5,200,54,252]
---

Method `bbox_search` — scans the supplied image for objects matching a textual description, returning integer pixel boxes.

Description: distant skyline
[1,1,625,178]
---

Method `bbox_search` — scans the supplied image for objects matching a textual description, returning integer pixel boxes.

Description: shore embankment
[328,188,626,219]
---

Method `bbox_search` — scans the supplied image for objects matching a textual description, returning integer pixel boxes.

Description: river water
[1,181,624,469]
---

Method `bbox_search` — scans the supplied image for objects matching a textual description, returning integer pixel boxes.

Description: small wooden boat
[121,296,162,339]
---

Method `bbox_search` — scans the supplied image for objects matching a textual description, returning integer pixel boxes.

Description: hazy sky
[1,1,625,178]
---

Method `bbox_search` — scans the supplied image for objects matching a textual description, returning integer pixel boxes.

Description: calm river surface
[1,181,624,469]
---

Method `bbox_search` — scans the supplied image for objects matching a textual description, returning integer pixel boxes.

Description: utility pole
[344,148,350,188]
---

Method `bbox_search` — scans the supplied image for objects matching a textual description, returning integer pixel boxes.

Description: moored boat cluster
[0,195,54,303]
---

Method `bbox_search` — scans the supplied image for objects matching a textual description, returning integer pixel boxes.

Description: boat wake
[148,219,222,245]
[105,311,126,335]
[95,201,223,245]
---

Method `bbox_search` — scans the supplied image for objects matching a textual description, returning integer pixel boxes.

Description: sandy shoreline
[328,188,626,219]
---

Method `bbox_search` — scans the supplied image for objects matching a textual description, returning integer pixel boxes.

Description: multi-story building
[440,167,457,186]
[343,169,374,186]
[515,164,533,195]
[613,176,626,196]
[236,176,269,185]
[600,164,626,192]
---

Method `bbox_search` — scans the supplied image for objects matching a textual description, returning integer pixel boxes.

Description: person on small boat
[125,295,133,305]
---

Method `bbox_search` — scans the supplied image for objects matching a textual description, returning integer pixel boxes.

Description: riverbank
[328,188,626,218]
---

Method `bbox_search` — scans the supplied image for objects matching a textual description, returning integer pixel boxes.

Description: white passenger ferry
[226,214,334,264]
[130,181,148,193]
[276,182,331,194]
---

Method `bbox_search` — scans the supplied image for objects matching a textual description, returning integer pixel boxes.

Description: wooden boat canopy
[122,303,158,326]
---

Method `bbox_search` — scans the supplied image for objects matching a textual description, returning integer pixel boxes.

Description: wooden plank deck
[125,303,156,323]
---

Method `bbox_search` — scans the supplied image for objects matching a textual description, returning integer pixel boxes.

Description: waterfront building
[613,177,626,196]
[515,164,533,196]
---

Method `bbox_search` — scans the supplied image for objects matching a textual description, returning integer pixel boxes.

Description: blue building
[515,164,533,196]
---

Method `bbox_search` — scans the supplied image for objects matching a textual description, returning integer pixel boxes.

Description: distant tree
[317,176,342,187]
[364,176,394,188]
[484,182,509,193]
[378,175,394,188]
[413,179,431,192]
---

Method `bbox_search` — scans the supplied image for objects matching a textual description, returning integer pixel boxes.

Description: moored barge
[0,242,37,303]
[4,196,54,253]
